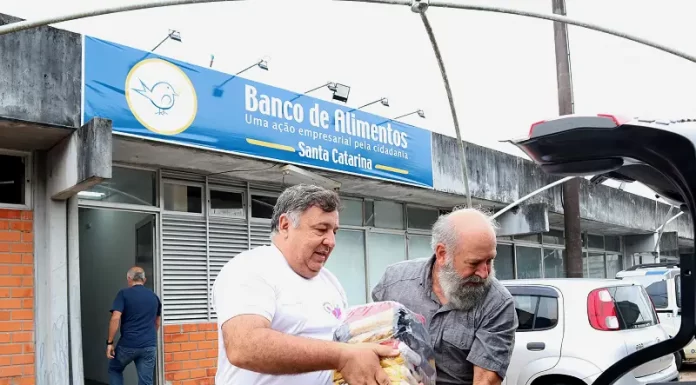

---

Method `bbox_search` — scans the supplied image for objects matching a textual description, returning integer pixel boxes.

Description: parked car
[616,263,696,369]
[500,278,678,385]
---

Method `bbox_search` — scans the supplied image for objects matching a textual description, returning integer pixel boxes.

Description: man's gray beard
[438,259,495,311]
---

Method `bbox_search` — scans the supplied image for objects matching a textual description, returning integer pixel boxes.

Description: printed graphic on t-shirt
[323,301,343,320]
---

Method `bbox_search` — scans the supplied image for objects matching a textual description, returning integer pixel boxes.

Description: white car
[616,263,696,369]
[500,278,679,385]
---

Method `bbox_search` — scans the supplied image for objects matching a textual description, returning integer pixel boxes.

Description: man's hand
[336,343,399,385]
[106,345,115,359]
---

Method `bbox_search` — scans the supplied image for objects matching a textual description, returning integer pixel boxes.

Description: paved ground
[681,364,696,381]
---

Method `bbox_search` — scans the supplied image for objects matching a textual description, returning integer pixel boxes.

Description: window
[620,275,671,310]
[341,199,363,226]
[645,280,669,309]
[606,285,658,329]
[543,249,566,278]
[364,201,375,226]
[0,154,27,206]
[325,230,367,306]
[605,236,621,252]
[251,195,277,219]
[81,166,156,206]
[515,234,540,243]
[585,252,606,278]
[587,234,604,249]
[514,295,536,330]
[516,246,542,279]
[408,234,432,260]
[164,183,202,213]
[407,206,439,230]
[542,230,564,245]
[513,294,559,331]
[495,244,514,280]
[605,253,622,278]
[367,232,406,295]
[535,297,559,329]
[209,190,245,218]
[374,201,404,229]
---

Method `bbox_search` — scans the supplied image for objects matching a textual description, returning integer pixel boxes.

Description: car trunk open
[507,115,696,385]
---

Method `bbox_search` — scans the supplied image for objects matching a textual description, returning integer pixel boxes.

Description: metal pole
[490,176,575,220]
[0,0,245,36]
[551,0,583,279]
[150,33,172,52]
[654,211,684,255]
[332,0,696,65]
[414,3,472,208]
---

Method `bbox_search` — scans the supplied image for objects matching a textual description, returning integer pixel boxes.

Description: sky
[2,0,694,202]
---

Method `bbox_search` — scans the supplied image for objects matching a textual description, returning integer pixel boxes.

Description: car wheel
[675,351,683,371]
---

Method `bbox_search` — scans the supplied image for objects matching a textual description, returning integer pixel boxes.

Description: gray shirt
[372,256,518,385]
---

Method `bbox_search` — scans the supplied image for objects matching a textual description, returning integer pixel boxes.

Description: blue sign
[83,36,434,188]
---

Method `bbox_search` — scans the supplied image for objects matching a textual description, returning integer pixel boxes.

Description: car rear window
[618,275,669,309]
[606,285,658,329]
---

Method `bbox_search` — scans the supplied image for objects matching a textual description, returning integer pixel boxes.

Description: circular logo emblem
[125,58,198,135]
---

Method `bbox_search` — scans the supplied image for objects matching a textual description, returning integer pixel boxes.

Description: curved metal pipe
[333,0,696,64]
[418,10,472,208]
[0,0,244,36]
[490,176,575,220]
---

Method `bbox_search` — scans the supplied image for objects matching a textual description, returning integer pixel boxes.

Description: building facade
[0,14,693,385]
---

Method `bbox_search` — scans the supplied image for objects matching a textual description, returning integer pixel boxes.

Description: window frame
[340,197,365,227]
[0,149,32,210]
[507,285,560,332]
[406,204,440,231]
[249,190,279,222]
[162,180,205,216]
[207,185,247,220]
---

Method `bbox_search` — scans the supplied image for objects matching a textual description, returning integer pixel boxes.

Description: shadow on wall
[79,207,155,385]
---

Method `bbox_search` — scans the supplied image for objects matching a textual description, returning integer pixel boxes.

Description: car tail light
[528,120,547,138]
[587,288,620,331]
[597,114,632,126]
[527,113,631,139]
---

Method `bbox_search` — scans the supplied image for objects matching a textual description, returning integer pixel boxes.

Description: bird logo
[132,79,179,115]
[125,58,198,136]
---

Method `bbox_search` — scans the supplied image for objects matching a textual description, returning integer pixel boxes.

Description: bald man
[372,208,518,385]
[106,266,162,385]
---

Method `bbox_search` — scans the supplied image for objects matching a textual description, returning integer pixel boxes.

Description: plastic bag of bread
[333,301,436,385]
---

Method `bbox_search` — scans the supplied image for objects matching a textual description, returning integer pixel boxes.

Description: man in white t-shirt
[213,184,398,385]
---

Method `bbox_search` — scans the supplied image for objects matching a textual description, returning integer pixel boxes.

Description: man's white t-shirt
[212,243,347,385]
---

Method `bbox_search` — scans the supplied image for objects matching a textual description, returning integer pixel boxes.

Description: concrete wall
[0,14,81,128]
[431,134,694,239]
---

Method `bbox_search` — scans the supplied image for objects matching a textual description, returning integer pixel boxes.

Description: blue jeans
[108,345,157,385]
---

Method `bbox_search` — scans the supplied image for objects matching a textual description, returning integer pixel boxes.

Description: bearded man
[372,208,518,385]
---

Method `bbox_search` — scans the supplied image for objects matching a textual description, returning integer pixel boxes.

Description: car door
[503,285,563,385]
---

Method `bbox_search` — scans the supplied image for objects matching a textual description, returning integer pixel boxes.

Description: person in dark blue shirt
[107,266,162,385]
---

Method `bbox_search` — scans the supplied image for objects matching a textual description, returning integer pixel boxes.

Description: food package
[333,301,436,385]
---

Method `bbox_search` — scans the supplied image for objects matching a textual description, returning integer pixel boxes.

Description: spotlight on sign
[392,109,426,121]
[328,83,351,103]
[151,29,182,52]
[258,59,269,71]
[169,30,182,42]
